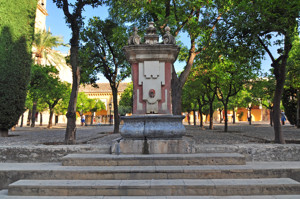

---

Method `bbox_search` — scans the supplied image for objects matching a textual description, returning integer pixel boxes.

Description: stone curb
[195,144,300,161]
[0,145,110,163]
[1,143,300,162]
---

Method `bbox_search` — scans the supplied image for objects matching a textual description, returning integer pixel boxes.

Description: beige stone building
[35,0,48,31]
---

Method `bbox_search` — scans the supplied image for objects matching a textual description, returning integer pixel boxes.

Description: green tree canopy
[119,82,133,116]
[223,0,300,143]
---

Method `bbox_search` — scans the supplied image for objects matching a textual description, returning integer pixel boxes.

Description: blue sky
[46,1,273,83]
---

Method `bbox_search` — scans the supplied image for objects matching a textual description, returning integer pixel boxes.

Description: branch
[62,0,72,21]
[174,9,196,36]
[178,38,196,86]
[172,0,178,22]
[165,0,171,18]
[257,35,275,63]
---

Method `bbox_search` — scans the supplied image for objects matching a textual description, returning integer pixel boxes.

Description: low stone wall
[195,144,300,161]
[1,144,300,162]
[0,145,110,163]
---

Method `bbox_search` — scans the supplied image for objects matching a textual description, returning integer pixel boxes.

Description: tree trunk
[197,99,203,127]
[272,31,293,143]
[172,49,196,115]
[48,109,54,129]
[209,101,214,129]
[91,112,94,125]
[112,86,120,134]
[65,32,80,144]
[273,80,285,143]
[193,109,196,126]
[219,109,223,123]
[27,109,32,126]
[233,108,236,124]
[297,89,300,128]
[249,108,252,125]
[0,128,8,137]
[273,69,286,143]
[40,112,43,126]
[171,74,183,115]
[31,101,37,127]
[270,108,273,126]
[224,104,228,132]
[199,108,203,127]
[20,113,24,127]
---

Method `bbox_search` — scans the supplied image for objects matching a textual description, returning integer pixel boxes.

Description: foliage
[119,83,133,109]
[33,30,67,65]
[118,106,132,116]
[28,65,59,101]
[30,30,67,127]
[119,82,133,116]
[28,64,70,128]
[224,0,300,143]
[108,0,228,115]
[80,18,130,84]
[80,18,130,133]
[76,92,90,115]
[283,37,300,125]
[282,87,297,125]
[40,78,70,128]
[0,0,37,135]
[86,99,105,113]
[250,76,275,109]
[54,91,70,115]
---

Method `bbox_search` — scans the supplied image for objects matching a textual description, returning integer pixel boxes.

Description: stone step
[8,178,300,196]
[61,153,246,166]
[1,162,300,190]
[2,194,300,199]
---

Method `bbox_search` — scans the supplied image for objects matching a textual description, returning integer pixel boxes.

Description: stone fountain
[111,22,194,154]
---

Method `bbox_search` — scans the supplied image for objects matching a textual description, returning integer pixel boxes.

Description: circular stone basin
[120,114,186,139]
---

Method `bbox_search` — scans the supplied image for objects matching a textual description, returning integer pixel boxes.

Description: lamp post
[109,103,112,125]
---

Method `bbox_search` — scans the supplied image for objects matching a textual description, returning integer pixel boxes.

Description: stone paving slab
[1,123,300,162]
[1,190,300,199]
[2,122,300,146]
[7,178,300,196]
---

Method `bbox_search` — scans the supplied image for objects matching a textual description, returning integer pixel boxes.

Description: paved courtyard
[1,122,299,146]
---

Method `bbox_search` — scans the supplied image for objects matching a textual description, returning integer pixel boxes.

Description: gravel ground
[1,122,299,146]
[186,122,300,144]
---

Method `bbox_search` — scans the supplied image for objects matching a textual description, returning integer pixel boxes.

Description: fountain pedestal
[112,23,193,154]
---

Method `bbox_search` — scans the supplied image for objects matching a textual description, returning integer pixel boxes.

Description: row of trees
[26,25,107,129]
[1,0,298,145]
[52,0,298,144]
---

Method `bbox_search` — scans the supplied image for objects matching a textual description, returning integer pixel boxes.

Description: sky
[45,1,274,83]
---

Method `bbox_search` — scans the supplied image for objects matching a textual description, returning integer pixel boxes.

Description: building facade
[79,83,129,124]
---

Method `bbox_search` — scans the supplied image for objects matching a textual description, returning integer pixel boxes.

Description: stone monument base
[111,137,195,154]
[120,114,186,139]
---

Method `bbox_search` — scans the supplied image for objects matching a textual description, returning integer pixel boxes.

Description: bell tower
[35,0,48,32]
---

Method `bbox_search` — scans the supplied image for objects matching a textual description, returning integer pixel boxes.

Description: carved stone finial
[163,26,176,44]
[144,22,159,45]
[128,27,141,45]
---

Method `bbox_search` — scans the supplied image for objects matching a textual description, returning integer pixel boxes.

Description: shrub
[0,0,37,136]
